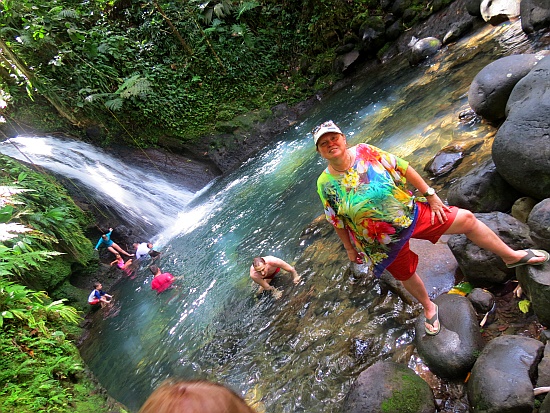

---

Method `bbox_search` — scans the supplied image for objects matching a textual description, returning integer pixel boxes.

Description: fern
[236,1,260,19]
[58,9,79,19]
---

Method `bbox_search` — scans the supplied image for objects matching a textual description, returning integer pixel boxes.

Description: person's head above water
[312,120,343,147]
[138,379,256,413]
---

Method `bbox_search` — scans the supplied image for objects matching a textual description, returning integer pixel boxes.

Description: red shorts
[89,299,100,305]
[386,203,459,281]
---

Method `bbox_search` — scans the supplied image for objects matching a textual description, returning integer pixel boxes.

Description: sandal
[425,304,440,336]
[506,249,550,269]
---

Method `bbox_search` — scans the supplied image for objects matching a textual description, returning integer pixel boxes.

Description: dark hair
[252,257,265,268]
[93,282,102,289]
[138,379,256,413]
[149,265,160,275]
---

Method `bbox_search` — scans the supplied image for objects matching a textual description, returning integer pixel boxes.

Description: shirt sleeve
[317,173,345,229]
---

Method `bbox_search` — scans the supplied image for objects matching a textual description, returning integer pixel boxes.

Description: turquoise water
[5,21,542,413]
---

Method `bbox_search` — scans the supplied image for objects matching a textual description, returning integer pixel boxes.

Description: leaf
[0,206,14,223]
[518,299,531,314]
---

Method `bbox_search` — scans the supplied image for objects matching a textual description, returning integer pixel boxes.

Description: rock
[334,50,361,74]
[342,360,436,413]
[521,0,550,34]
[527,198,550,251]
[467,54,542,122]
[537,342,550,388]
[415,294,484,379]
[492,55,550,199]
[517,261,550,327]
[512,197,538,223]
[408,37,442,65]
[443,20,474,44]
[467,335,544,413]
[541,394,550,413]
[386,19,403,41]
[447,212,535,286]
[446,157,522,212]
[480,0,521,24]
[468,287,495,313]
[466,0,483,16]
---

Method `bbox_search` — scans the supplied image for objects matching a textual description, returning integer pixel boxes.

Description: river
[0,20,544,413]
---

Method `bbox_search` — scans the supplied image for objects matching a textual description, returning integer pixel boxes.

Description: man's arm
[404,165,451,224]
[266,256,301,284]
[334,227,362,263]
[250,267,276,291]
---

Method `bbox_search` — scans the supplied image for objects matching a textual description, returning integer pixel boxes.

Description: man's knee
[458,209,478,232]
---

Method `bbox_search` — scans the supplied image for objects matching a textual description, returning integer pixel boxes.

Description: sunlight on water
[3,20,544,413]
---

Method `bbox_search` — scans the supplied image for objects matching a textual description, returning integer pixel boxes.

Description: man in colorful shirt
[314,120,549,335]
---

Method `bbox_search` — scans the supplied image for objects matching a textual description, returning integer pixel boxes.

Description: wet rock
[468,287,495,313]
[521,0,550,34]
[467,335,544,413]
[415,294,484,379]
[448,212,535,287]
[408,37,442,66]
[512,196,538,223]
[342,360,436,413]
[480,0,521,24]
[517,262,550,327]
[467,54,542,122]
[493,55,550,199]
[446,157,521,212]
[527,198,550,251]
[424,139,483,177]
[537,342,550,388]
[466,0,483,16]
[443,20,474,44]
[334,50,361,74]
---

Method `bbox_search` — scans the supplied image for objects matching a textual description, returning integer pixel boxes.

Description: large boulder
[447,157,521,212]
[480,0,521,24]
[467,335,544,413]
[517,261,550,327]
[527,198,550,251]
[447,212,535,287]
[342,361,436,413]
[415,294,484,379]
[521,0,550,34]
[467,54,543,122]
[492,55,550,199]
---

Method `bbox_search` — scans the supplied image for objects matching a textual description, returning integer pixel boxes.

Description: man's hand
[271,287,283,299]
[292,270,301,284]
[346,248,363,264]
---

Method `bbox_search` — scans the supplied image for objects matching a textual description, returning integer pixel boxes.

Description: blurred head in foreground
[138,379,256,413]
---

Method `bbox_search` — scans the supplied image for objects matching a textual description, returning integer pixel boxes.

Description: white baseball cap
[312,120,343,145]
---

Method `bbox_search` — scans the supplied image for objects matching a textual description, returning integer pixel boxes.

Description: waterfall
[0,135,197,233]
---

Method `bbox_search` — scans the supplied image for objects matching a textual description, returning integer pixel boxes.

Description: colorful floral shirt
[317,143,418,277]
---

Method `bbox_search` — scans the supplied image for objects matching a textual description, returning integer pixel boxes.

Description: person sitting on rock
[95,228,133,258]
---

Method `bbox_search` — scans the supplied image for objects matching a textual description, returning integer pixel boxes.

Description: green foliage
[0,170,123,413]
[518,299,531,314]
[1,0,446,144]
[0,155,95,269]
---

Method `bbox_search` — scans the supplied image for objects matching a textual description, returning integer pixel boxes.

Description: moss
[27,256,72,291]
[51,280,89,312]
[381,374,429,412]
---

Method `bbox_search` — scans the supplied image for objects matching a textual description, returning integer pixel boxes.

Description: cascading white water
[0,135,196,232]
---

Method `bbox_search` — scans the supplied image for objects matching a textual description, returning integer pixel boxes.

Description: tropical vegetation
[0,0,446,147]
[0,155,124,412]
